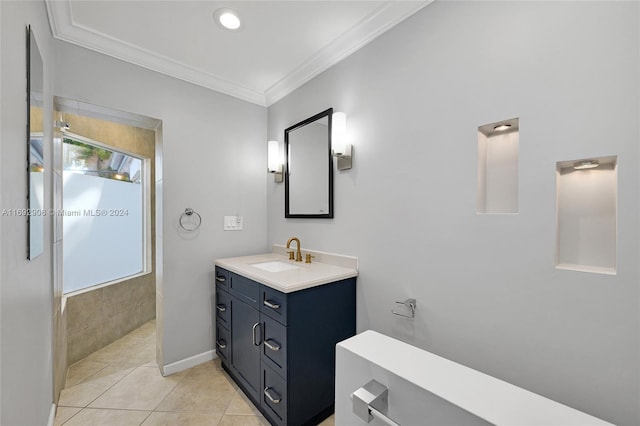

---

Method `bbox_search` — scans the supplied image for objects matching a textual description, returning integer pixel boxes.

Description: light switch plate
[224,215,243,231]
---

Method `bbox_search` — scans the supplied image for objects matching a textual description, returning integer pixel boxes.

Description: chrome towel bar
[351,379,401,426]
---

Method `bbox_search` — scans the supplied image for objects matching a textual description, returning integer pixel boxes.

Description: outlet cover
[224,216,243,231]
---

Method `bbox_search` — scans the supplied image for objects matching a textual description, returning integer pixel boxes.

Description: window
[62,134,149,294]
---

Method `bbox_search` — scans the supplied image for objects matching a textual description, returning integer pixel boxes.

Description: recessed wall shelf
[555,156,617,275]
[477,118,519,214]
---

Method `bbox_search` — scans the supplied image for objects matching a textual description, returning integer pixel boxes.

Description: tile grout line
[138,409,154,426]
[72,363,141,411]
[58,407,82,426]
[146,365,193,414]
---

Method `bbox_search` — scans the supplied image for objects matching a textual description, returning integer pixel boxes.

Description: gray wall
[267,2,639,425]
[53,41,268,366]
[0,1,55,425]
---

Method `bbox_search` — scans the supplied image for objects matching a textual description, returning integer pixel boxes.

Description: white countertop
[338,331,612,426]
[214,250,358,293]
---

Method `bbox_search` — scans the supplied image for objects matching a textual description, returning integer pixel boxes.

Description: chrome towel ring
[179,208,202,231]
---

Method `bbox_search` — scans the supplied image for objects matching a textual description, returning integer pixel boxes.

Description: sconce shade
[332,112,347,155]
[268,140,280,172]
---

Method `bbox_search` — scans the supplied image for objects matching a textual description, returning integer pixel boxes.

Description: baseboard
[47,403,56,426]
[162,349,217,376]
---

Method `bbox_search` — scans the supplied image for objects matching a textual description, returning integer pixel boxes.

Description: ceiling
[46,1,431,107]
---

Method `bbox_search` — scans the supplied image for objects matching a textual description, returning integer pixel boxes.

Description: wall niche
[556,156,617,275]
[477,118,519,214]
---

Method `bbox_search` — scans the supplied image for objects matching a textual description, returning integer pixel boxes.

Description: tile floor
[55,320,335,426]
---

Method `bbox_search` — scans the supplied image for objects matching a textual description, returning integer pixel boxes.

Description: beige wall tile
[65,114,98,141]
[99,121,136,152]
[102,305,139,344]
[66,289,103,334]
[135,128,156,158]
[67,325,103,365]
[54,307,68,401]
[102,280,137,315]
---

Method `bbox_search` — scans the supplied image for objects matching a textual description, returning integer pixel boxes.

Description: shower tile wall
[64,113,156,365]
[66,276,156,363]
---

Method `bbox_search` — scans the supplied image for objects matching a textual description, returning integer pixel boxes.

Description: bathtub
[335,331,612,426]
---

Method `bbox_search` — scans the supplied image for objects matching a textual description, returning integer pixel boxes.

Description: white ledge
[338,330,612,426]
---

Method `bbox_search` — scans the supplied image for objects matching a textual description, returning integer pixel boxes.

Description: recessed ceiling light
[213,8,241,31]
[493,124,511,131]
[573,160,600,170]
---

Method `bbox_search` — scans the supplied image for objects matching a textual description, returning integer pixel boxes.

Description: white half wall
[54,40,268,366]
[267,2,639,425]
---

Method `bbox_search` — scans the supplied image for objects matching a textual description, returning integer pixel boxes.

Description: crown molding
[46,1,432,108]
[45,0,267,106]
[264,1,432,106]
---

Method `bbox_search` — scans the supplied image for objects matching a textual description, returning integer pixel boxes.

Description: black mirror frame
[284,108,334,219]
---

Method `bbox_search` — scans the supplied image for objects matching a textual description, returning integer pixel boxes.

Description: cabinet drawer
[262,364,287,425]
[215,290,231,330]
[215,324,230,364]
[229,273,259,308]
[261,314,287,377]
[214,267,229,292]
[260,286,288,325]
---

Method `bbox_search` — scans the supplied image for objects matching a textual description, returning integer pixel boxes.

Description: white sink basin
[251,261,300,273]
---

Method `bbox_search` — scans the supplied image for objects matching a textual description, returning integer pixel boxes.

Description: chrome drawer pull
[216,304,227,312]
[215,276,226,283]
[264,339,281,351]
[264,387,281,404]
[263,299,280,309]
[216,339,227,349]
[252,323,261,346]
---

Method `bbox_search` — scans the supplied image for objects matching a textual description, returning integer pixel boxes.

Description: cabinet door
[214,267,229,292]
[215,290,231,330]
[230,297,261,401]
[260,286,288,325]
[262,364,287,426]
[261,314,287,378]
[215,323,230,364]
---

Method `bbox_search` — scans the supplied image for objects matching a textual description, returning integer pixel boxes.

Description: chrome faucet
[286,237,303,262]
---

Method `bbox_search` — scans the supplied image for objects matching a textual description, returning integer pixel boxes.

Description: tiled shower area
[65,276,156,364]
[57,109,158,373]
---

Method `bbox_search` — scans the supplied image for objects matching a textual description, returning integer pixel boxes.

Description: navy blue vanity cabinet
[215,267,231,364]
[230,295,262,402]
[214,266,356,426]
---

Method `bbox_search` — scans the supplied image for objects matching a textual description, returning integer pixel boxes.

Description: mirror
[27,25,44,259]
[285,108,333,218]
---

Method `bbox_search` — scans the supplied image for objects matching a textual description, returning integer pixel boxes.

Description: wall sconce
[268,140,283,183]
[332,112,352,170]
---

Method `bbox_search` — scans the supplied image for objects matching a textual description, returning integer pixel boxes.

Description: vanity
[214,246,358,426]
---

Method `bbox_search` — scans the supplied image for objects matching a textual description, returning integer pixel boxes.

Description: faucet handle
[305,254,315,264]
[287,251,295,260]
